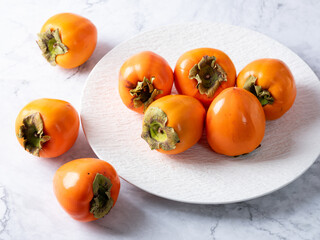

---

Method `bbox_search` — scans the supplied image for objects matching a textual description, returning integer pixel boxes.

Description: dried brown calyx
[17,112,50,156]
[90,173,114,219]
[37,28,68,65]
[243,75,274,106]
[129,77,162,112]
[189,55,227,98]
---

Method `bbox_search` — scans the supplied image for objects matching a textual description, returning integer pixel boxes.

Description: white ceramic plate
[81,23,320,204]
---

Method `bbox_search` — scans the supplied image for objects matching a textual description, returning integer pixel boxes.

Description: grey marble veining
[0,187,10,239]
[1,0,320,239]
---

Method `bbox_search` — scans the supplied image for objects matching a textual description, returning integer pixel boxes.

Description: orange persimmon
[236,58,296,120]
[141,95,206,154]
[206,87,265,156]
[53,158,120,222]
[174,48,236,108]
[37,13,97,68]
[15,98,79,158]
[119,51,174,114]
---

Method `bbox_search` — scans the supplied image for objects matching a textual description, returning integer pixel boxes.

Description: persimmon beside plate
[81,23,320,204]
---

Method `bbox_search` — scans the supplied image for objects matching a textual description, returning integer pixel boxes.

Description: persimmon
[37,13,97,68]
[15,98,79,158]
[53,158,120,222]
[174,48,236,108]
[141,95,205,154]
[236,58,296,120]
[119,51,174,114]
[206,87,265,156]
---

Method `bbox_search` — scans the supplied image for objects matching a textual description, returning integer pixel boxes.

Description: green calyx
[243,75,274,106]
[129,77,162,112]
[37,28,68,66]
[189,55,227,98]
[90,173,114,219]
[141,107,180,151]
[17,112,50,157]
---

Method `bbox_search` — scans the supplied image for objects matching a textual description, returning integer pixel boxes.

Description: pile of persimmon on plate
[119,48,296,156]
[16,13,120,222]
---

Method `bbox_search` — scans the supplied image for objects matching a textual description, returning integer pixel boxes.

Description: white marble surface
[1,0,320,239]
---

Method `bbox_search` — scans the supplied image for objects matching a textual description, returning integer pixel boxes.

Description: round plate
[81,23,320,204]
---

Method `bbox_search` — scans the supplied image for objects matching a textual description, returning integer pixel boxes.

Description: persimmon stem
[90,173,113,219]
[141,107,180,151]
[17,112,50,157]
[37,29,68,66]
[129,77,162,112]
[189,56,227,98]
[243,75,274,106]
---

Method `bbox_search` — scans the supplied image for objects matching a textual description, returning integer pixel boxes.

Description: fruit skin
[53,158,120,222]
[40,13,97,68]
[143,95,206,154]
[174,48,236,108]
[206,87,265,156]
[119,51,174,114]
[236,58,296,120]
[15,98,79,158]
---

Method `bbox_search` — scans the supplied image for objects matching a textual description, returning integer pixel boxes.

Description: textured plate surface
[81,23,320,204]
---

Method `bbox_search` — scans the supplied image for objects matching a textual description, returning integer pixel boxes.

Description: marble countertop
[1,0,320,239]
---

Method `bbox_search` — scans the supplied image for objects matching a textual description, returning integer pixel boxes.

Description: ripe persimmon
[37,13,97,68]
[236,58,296,120]
[174,48,236,108]
[119,51,174,114]
[53,158,120,222]
[15,98,79,158]
[206,88,265,156]
[141,95,206,154]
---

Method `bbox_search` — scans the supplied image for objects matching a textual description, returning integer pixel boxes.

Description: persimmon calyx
[129,77,162,112]
[141,107,180,151]
[189,55,227,98]
[17,112,50,157]
[90,173,114,219]
[243,75,274,106]
[37,28,68,66]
